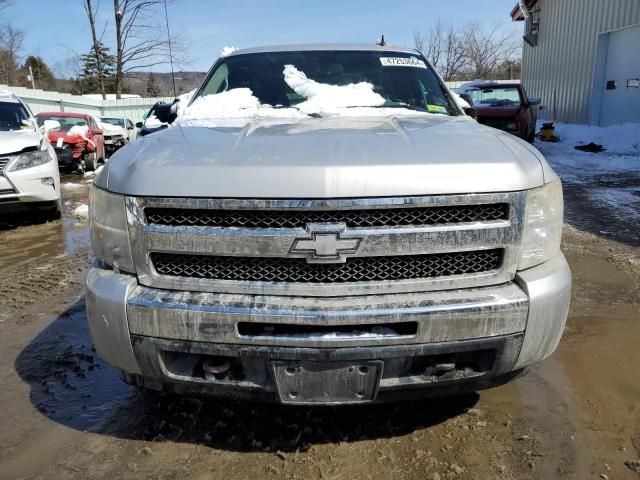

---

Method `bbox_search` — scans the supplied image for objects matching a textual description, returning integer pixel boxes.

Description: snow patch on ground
[61,183,83,190]
[73,204,89,218]
[537,121,640,227]
[283,64,385,114]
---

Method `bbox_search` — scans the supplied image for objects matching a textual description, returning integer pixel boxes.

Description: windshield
[466,87,522,106]
[195,50,459,116]
[0,100,31,132]
[36,114,87,131]
[100,117,124,128]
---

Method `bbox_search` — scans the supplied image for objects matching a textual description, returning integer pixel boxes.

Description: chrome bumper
[85,253,571,400]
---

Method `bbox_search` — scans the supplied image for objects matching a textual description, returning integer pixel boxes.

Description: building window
[627,79,640,89]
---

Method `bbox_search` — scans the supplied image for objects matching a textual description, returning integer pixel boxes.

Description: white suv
[0,91,61,220]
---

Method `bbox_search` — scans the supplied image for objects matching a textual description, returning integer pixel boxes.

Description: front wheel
[84,151,97,171]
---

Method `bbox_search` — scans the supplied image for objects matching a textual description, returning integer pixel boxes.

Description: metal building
[511,0,640,125]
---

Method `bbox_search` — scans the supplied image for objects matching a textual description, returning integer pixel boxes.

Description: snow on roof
[220,46,238,57]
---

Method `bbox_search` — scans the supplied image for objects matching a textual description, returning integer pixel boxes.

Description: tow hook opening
[407,349,495,383]
[161,351,245,383]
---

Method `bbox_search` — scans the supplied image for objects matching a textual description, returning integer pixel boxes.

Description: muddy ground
[0,173,638,480]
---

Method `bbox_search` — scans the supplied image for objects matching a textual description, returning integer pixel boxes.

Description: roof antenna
[377,35,386,46]
[163,0,177,98]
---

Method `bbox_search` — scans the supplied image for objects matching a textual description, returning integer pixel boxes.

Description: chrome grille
[150,250,503,283]
[145,204,509,229]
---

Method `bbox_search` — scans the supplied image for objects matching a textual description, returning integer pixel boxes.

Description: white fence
[2,80,521,122]
[0,84,172,123]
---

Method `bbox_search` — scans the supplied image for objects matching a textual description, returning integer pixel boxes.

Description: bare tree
[81,0,108,99]
[0,24,23,85]
[112,0,186,98]
[413,21,444,71]
[413,22,468,81]
[461,22,520,79]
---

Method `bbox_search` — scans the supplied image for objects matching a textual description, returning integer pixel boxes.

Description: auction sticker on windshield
[380,57,427,69]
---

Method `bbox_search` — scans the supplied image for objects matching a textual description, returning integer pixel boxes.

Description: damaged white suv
[0,91,61,220]
[87,44,571,404]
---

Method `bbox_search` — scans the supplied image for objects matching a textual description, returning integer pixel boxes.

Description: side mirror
[43,119,61,134]
[463,107,478,119]
[529,96,541,106]
[135,121,143,128]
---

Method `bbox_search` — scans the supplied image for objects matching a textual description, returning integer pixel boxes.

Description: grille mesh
[0,157,11,175]
[150,250,502,283]
[145,204,508,229]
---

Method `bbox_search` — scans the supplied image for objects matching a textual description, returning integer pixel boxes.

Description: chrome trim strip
[126,193,526,297]
[126,282,529,348]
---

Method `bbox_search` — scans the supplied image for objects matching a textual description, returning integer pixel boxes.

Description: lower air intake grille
[150,250,502,283]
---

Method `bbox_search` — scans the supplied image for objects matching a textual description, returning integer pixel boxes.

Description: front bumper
[86,253,571,403]
[0,159,60,207]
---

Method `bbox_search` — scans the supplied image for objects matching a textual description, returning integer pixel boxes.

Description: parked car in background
[458,82,540,143]
[0,91,61,220]
[99,116,136,155]
[35,112,105,172]
[135,102,175,137]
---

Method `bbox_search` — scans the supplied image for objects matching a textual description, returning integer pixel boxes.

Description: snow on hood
[175,66,437,128]
[68,125,89,138]
[282,64,385,114]
[98,121,122,132]
[144,114,165,127]
[176,88,307,127]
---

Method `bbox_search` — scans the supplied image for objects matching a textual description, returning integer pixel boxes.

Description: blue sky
[8,0,519,74]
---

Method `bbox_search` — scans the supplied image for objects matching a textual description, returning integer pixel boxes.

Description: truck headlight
[519,180,564,270]
[89,185,135,273]
[9,150,52,171]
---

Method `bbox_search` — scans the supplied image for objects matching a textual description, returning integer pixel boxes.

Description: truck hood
[0,130,41,155]
[99,115,551,198]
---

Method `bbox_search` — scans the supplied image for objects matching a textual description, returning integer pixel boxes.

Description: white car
[98,116,136,155]
[0,91,61,220]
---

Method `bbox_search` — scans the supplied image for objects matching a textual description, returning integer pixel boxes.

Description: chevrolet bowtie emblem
[290,224,362,263]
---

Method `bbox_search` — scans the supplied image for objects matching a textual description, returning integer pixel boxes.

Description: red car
[35,112,105,172]
[460,82,540,143]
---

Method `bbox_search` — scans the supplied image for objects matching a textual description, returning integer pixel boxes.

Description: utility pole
[28,65,36,89]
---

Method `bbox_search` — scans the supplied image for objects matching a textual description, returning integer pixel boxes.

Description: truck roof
[228,43,420,57]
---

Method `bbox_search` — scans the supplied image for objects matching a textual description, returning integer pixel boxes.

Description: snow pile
[73,204,89,218]
[176,88,307,126]
[175,89,197,117]
[68,125,89,138]
[61,183,83,190]
[552,123,640,156]
[144,114,165,127]
[98,121,121,132]
[283,64,385,114]
[220,46,238,57]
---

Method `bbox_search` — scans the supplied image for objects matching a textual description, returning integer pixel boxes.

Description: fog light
[41,177,54,186]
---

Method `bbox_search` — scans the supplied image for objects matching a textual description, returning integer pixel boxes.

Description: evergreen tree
[20,56,56,90]
[79,42,116,93]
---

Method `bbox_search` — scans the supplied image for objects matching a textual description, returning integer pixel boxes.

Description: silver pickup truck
[86,44,571,404]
